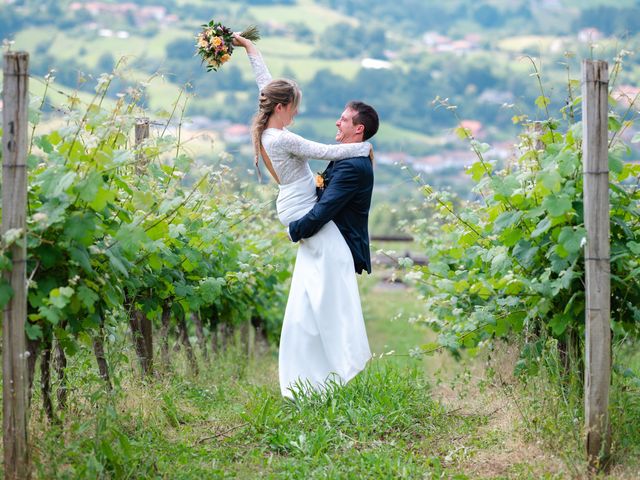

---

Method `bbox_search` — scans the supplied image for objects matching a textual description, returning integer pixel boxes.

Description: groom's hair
[346,101,379,141]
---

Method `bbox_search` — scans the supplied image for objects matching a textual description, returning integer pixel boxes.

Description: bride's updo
[251,79,301,180]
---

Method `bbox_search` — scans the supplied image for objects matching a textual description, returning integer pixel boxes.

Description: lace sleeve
[248,53,273,92]
[276,130,371,161]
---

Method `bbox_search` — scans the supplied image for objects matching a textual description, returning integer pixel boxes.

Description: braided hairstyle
[250,78,301,181]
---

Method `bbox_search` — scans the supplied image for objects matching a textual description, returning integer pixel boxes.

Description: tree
[166,37,197,60]
[97,52,115,74]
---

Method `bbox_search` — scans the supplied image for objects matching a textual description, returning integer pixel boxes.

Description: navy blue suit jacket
[288,156,373,274]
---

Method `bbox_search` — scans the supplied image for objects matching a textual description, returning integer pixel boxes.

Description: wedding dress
[248,53,372,398]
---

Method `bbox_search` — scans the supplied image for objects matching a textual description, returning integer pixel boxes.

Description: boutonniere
[315,171,328,190]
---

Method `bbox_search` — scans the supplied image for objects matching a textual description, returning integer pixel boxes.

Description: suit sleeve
[289,160,361,242]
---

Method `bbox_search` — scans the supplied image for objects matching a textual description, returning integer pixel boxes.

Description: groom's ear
[355,124,365,136]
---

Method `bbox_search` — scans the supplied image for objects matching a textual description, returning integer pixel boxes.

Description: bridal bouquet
[196,21,260,72]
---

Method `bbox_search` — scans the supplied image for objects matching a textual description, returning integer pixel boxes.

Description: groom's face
[335,108,364,144]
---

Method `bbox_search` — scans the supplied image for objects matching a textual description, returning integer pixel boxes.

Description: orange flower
[220,53,231,64]
[211,36,223,47]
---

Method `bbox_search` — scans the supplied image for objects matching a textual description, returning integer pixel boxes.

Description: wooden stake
[2,51,31,480]
[135,117,149,174]
[582,59,611,472]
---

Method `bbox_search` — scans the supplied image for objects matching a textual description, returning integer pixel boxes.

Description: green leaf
[420,342,440,354]
[494,316,510,336]
[69,246,93,273]
[537,169,562,193]
[549,313,571,336]
[106,250,130,278]
[491,175,519,199]
[25,322,43,340]
[513,240,539,268]
[48,131,62,145]
[49,287,74,309]
[174,154,193,172]
[493,211,523,232]
[470,140,491,154]
[556,150,579,177]
[43,169,76,198]
[531,217,552,238]
[608,153,624,175]
[64,213,96,246]
[35,135,53,153]
[77,171,104,203]
[627,241,640,255]
[77,285,100,311]
[148,253,163,271]
[466,161,490,182]
[40,306,60,325]
[198,277,226,304]
[499,227,523,247]
[542,194,573,217]
[115,224,148,256]
[535,95,550,110]
[558,227,586,254]
[455,126,470,140]
[0,279,14,309]
[505,311,526,332]
[89,187,117,212]
[608,115,622,133]
[490,247,510,275]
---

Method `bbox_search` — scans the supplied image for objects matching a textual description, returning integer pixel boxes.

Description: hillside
[4,0,640,229]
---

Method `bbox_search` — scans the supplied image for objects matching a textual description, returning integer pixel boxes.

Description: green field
[248,0,357,33]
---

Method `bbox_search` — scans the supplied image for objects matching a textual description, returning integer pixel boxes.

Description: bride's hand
[232,32,250,48]
[233,33,258,55]
[369,146,375,162]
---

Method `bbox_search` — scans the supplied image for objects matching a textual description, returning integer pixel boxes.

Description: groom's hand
[286,227,303,244]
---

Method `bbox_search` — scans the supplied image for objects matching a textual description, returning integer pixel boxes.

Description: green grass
[14,27,164,66]
[28,345,479,479]
[247,1,357,34]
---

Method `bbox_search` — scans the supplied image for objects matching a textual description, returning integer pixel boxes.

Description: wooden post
[2,51,30,479]
[135,117,149,174]
[582,59,611,472]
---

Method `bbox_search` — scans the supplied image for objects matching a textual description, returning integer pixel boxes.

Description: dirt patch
[431,345,569,478]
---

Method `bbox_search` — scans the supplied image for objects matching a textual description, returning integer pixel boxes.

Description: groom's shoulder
[336,155,371,170]
[332,157,371,181]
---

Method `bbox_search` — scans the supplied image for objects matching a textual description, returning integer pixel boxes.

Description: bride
[233,34,372,399]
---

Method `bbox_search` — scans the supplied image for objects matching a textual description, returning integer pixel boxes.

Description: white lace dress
[249,53,372,398]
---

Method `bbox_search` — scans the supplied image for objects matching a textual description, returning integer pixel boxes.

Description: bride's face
[280,102,298,126]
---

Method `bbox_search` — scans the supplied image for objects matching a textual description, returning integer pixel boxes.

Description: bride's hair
[251,79,301,180]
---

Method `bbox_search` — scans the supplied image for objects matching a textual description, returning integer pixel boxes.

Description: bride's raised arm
[233,33,272,92]
[276,130,371,162]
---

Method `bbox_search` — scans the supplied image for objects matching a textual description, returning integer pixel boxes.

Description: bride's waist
[276,185,316,225]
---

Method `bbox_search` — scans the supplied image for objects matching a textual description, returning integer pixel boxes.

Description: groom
[288,101,379,274]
